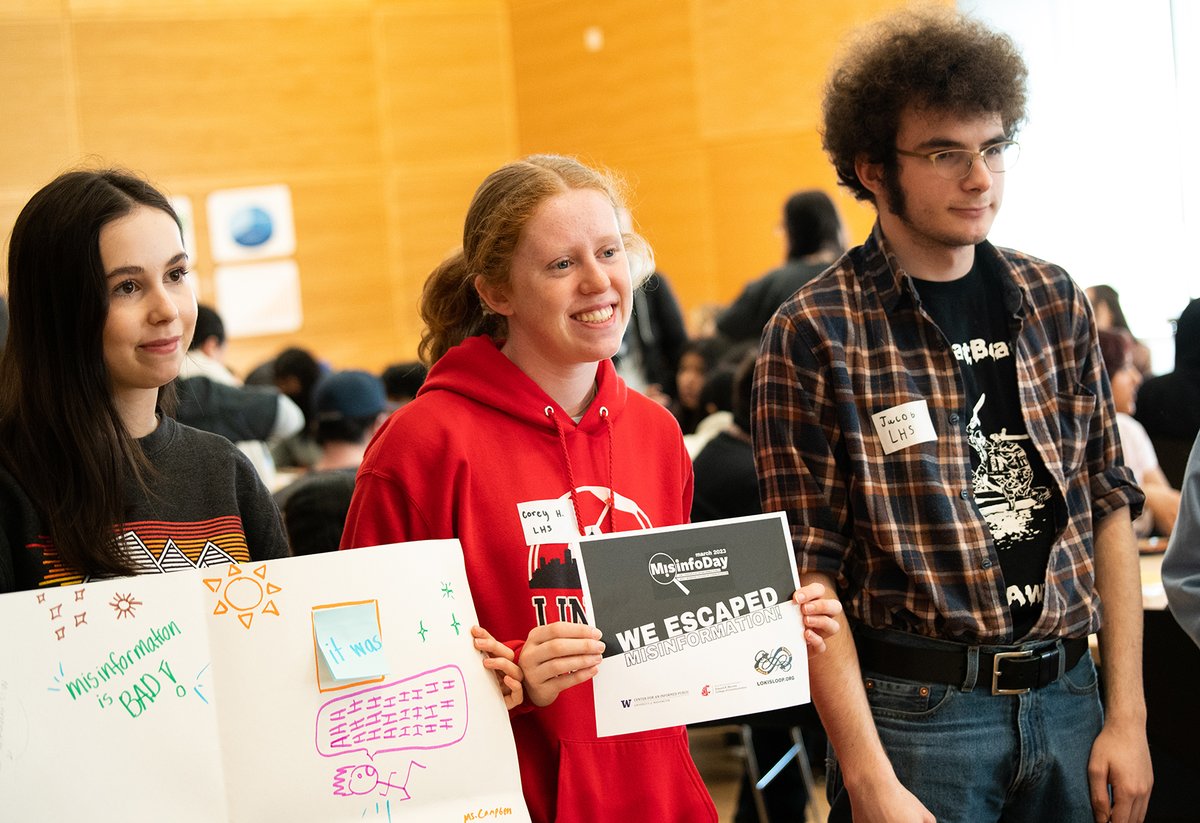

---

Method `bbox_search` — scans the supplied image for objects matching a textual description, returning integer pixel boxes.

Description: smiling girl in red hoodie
[342,155,840,823]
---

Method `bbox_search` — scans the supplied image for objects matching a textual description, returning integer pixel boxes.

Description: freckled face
[99,206,197,408]
[487,188,632,371]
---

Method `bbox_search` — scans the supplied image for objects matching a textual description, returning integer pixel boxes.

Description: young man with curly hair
[754,9,1152,822]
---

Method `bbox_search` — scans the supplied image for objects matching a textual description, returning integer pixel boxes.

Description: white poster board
[214,259,303,338]
[0,542,529,822]
[576,513,810,737]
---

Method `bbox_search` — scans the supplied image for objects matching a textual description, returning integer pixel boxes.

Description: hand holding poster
[575,512,810,737]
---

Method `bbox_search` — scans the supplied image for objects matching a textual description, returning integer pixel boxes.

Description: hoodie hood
[1176,298,1200,371]
[418,335,629,431]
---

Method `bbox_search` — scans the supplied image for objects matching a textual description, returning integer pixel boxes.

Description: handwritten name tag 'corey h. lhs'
[517,498,581,545]
[871,399,938,455]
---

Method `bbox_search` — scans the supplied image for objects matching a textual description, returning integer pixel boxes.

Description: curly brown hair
[822,7,1028,203]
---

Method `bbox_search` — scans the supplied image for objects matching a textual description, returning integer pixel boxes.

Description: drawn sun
[110,592,142,619]
[204,563,282,629]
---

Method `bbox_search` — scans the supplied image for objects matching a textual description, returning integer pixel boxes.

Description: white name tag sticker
[871,399,938,455]
[517,499,580,545]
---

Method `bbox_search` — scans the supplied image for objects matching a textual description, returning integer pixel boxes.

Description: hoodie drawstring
[545,404,615,535]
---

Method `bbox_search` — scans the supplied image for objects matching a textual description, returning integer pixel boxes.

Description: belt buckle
[991,649,1033,695]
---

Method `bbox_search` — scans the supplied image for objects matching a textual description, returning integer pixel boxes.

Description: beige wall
[0,0,930,375]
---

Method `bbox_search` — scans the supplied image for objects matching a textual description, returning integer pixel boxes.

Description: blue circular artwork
[229,205,274,248]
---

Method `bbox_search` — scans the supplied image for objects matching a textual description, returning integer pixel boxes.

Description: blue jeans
[827,634,1104,823]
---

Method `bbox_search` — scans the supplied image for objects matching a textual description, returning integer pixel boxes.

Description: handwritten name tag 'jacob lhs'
[871,399,938,455]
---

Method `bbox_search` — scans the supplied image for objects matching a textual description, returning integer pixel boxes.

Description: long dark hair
[0,169,182,578]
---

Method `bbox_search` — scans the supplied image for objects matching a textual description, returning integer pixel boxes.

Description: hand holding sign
[517,622,605,707]
[793,581,843,654]
[471,626,524,710]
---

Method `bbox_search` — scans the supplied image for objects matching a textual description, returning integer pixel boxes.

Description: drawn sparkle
[440,582,454,599]
[73,612,87,627]
[74,588,86,602]
[449,613,461,635]
[48,662,65,693]
[110,592,142,619]
[417,621,429,642]
[194,663,212,704]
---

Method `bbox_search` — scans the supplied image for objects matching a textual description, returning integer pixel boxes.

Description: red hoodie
[342,336,717,823]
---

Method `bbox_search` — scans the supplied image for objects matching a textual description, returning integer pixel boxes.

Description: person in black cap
[274,369,387,554]
[380,360,428,413]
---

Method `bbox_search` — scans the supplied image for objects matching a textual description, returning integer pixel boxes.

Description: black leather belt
[855,631,1089,695]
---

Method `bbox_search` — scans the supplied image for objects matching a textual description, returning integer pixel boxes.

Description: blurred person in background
[175,304,304,487]
[276,369,387,554]
[1135,298,1200,488]
[717,189,846,344]
[270,346,325,470]
[1099,329,1180,538]
[380,360,428,413]
[1087,285,1152,376]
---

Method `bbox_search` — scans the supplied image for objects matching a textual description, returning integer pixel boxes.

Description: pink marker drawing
[314,664,468,761]
[332,761,426,799]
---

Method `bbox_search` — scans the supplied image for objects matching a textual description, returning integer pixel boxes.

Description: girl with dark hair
[342,155,841,822]
[0,169,288,593]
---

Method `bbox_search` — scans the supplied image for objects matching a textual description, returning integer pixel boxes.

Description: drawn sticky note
[312,602,388,681]
[315,664,468,760]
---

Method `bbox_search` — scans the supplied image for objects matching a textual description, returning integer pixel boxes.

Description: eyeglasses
[895,140,1020,180]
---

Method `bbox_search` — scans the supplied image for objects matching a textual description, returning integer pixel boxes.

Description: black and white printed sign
[575,512,810,737]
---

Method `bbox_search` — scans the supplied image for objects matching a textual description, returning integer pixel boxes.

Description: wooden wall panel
[510,0,699,154]
[377,1,517,172]
[72,14,382,181]
[0,22,76,192]
[67,0,370,14]
[691,0,910,139]
[0,0,60,18]
[377,0,519,364]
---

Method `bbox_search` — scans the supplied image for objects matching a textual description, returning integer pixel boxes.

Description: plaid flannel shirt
[754,224,1144,644]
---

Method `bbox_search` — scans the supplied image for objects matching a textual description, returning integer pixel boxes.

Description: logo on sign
[646,546,729,594]
[754,647,793,676]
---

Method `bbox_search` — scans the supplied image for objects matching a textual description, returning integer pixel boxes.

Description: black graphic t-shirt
[913,261,1061,638]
